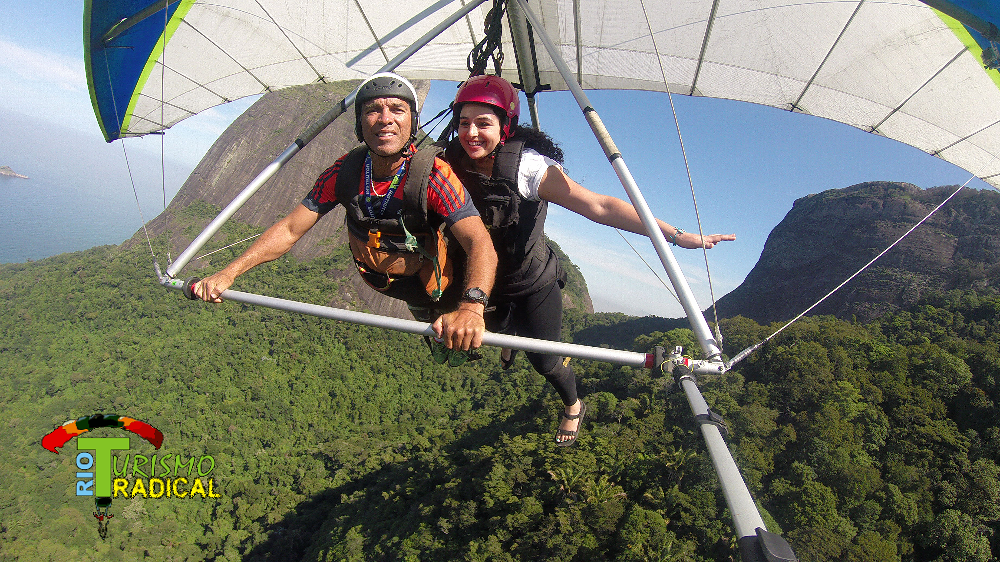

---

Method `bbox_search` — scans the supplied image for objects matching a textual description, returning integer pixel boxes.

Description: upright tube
[676,372,766,538]
[166,0,491,278]
[671,358,796,562]
[513,0,721,361]
[166,142,304,277]
[507,0,543,129]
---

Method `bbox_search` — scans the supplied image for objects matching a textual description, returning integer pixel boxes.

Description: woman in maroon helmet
[444,75,735,446]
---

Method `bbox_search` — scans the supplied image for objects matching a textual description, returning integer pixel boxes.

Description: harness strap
[399,211,445,299]
[336,145,443,235]
[335,145,450,300]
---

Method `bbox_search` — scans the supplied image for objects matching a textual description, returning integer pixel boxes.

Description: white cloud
[0,33,259,169]
[0,37,86,91]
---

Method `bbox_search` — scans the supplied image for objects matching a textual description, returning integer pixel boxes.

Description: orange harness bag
[336,145,453,300]
[348,220,452,299]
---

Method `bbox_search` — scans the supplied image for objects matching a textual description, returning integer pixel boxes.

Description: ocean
[0,110,192,263]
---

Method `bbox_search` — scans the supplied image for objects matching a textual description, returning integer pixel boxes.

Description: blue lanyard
[363,153,407,219]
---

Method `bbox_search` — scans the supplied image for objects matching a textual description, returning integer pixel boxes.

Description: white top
[517,148,561,201]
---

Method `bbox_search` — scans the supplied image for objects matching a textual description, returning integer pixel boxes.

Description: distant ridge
[0,166,28,179]
[710,181,1000,324]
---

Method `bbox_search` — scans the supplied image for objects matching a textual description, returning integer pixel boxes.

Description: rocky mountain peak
[711,181,1000,324]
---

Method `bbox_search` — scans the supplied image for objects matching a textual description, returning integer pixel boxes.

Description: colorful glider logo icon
[42,414,164,453]
[42,414,164,538]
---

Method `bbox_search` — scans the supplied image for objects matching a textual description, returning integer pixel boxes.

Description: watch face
[463,287,488,304]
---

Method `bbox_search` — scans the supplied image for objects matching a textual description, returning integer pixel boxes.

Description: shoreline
[0,166,28,179]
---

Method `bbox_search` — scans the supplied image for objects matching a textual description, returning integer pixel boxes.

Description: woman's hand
[676,231,736,249]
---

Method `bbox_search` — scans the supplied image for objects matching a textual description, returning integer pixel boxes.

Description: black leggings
[488,278,578,407]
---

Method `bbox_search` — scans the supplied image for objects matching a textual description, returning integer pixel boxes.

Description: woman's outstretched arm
[536,166,736,249]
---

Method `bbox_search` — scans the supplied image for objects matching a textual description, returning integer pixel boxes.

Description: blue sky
[1,2,992,319]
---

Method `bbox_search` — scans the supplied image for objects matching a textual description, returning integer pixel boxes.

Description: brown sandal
[555,401,586,447]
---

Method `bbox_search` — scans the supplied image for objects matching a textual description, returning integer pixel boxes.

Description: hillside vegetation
[1,212,999,561]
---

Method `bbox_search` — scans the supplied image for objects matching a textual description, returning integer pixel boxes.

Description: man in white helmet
[194,73,497,354]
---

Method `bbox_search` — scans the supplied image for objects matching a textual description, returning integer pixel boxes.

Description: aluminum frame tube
[513,0,722,361]
[165,0,491,278]
[506,0,542,129]
[676,371,766,541]
[678,368,767,562]
[166,142,302,277]
[160,277,651,366]
[507,0,540,97]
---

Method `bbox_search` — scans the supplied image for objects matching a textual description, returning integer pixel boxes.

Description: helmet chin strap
[488,127,511,158]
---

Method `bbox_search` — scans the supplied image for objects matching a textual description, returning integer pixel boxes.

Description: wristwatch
[461,287,489,307]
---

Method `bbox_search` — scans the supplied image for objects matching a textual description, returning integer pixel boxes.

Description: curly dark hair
[509,126,565,165]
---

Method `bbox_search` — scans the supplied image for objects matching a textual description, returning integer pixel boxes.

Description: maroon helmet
[453,75,520,141]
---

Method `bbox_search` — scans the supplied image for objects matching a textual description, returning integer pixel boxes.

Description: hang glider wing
[85,0,1000,188]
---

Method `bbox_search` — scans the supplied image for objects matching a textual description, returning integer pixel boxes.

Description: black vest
[446,139,557,297]
[331,145,461,305]
[334,146,442,253]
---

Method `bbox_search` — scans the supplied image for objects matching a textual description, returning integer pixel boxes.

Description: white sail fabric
[92,0,1000,188]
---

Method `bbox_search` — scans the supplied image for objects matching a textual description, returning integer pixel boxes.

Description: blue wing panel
[85,0,182,141]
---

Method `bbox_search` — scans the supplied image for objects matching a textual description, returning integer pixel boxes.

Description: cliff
[710,181,1000,324]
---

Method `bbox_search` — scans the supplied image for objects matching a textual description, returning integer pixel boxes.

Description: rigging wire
[161,4,171,264]
[120,139,155,258]
[666,89,723,345]
[104,54,156,260]
[195,234,262,261]
[725,170,989,370]
[638,0,723,343]
[112,5,251,269]
[416,103,456,148]
[615,230,681,305]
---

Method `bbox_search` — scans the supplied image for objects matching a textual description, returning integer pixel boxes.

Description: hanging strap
[399,211,445,299]
[336,145,441,237]
[363,153,408,218]
[468,0,506,75]
[400,146,448,299]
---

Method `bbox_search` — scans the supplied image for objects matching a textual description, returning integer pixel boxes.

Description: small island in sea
[0,166,28,179]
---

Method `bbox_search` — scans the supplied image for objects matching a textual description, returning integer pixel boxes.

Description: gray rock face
[710,181,1000,324]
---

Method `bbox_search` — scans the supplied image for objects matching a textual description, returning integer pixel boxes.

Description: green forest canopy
[1,209,999,561]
